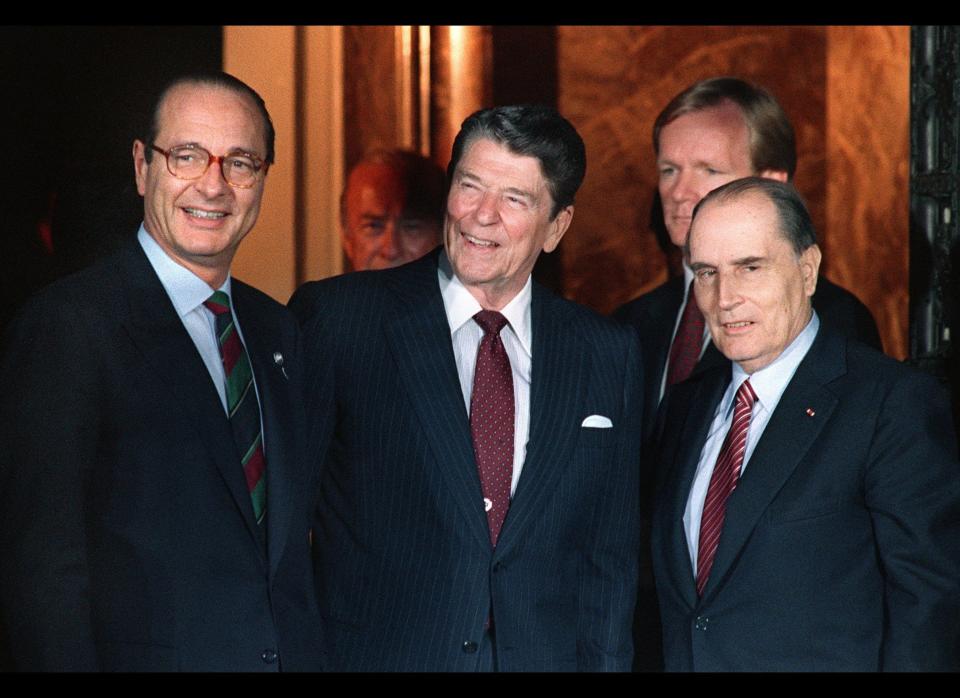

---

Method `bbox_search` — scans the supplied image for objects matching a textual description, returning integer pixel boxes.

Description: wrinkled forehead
[690,190,783,249]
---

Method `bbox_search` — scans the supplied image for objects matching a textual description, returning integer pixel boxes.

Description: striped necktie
[204,291,267,527]
[696,378,757,596]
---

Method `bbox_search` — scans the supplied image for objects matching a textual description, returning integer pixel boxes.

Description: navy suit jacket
[651,328,960,671]
[289,250,643,671]
[0,239,325,671]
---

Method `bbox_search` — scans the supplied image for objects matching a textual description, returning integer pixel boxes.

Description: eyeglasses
[149,144,268,189]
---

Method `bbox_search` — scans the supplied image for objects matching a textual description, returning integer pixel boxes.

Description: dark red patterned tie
[696,378,757,596]
[470,310,514,547]
[204,291,267,527]
[666,280,705,387]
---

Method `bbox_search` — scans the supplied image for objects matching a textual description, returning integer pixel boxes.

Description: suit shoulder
[289,254,439,327]
[612,277,682,324]
[288,268,401,328]
[8,248,124,328]
[843,338,941,390]
[813,277,881,350]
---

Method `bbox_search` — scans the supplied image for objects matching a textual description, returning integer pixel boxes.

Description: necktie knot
[204,290,232,316]
[474,310,509,337]
[735,379,758,410]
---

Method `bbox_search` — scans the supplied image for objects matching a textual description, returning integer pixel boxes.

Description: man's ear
[133,140,148,196]
[543,205,573,253]
[758,169,789,184]
[801,243,822,297]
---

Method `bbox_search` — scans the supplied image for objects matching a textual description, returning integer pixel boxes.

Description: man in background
[340,148,445,271]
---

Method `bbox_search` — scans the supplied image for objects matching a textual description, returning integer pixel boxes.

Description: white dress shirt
[138,225,263,422]
[682,311,820,575]
[438,250,531,497]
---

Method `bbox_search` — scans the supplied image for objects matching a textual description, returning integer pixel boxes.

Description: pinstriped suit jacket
[289,250,643,671]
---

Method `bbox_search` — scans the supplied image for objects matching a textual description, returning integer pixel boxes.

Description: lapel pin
[805,407,815,417]
[273,351,289,380]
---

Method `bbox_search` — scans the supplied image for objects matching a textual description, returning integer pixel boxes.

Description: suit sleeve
[866,370,960,670]
[577,329,643,671]
[0,298,100,671]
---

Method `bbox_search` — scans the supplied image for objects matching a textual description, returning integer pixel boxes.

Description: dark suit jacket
[652,328,960,671]
[289,250,643,671]
[0,239,325,671]
[614,275,882,445]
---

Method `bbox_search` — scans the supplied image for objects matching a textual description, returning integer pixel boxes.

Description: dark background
[0,26,221,333]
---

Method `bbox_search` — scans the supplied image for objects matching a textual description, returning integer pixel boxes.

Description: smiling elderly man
[290,104,643,672]
[651,176,960,671]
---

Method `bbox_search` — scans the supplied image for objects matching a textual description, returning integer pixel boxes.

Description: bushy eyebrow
[689,256,766,271]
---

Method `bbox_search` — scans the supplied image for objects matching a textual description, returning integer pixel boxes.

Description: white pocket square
[581,415,613,428]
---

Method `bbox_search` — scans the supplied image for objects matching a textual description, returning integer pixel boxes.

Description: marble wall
[556,25,909,358]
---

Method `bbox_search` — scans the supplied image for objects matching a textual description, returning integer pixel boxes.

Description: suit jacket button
[694,616,709,631]
[462,640,479,654]
[261,649,278,664]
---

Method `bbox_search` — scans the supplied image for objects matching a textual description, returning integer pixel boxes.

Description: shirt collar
[682,261,694,299]
[729,310,820,415]
[437,248,533,357]
[137,223,231,318]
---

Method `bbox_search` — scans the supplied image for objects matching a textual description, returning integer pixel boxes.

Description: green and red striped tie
[204,291,267,526]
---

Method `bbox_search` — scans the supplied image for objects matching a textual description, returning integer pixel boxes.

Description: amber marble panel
[557,26,828,315]
[343,26,402,172]
[826,26,909,359]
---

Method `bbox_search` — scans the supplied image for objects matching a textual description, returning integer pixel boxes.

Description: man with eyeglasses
[0,72,326,671]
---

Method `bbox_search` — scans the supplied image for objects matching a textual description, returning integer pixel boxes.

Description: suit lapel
[699,329,845,601]
[661,367,730,608]
[118,242,267,557]
[233,284,294,574]
[495,285,588,554]
[382,255,491,550]
[643,277,684,406]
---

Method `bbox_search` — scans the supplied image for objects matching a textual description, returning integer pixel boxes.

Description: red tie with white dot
[470,310,515,548]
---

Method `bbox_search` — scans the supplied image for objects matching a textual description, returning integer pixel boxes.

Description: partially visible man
[340,148,445,271]
[652,177,960,671]
[615,77,881,444]
[0,72,325,671]
[291,105,642,671]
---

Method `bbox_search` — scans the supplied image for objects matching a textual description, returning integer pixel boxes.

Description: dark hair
[447,104,586,219]
[653,77,796,180]
[687,176,817,259]
[341,149,446,224]
[143,71,275,165]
